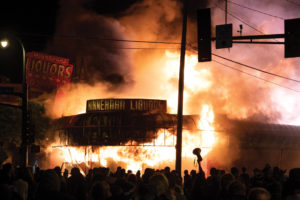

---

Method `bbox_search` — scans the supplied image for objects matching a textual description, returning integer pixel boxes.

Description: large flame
[47,50,218,174]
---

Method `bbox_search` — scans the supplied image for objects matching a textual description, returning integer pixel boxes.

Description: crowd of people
[0,161,300,200]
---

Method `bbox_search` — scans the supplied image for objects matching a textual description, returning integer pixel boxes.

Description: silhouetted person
[13,167,28,200]
[0,163,14,185]
[247,187,271,200]
[190,170,206,200]
[54,166,67,192]
[183,170,192,199]
[240,167,250,188]
[231,167,239,180]
[63,169,69,180]
[206,167,220,200]
[250,168,264,188]
[228,180,246,200]
[192,148,203,174]
[148,172,175,200]
[89,181,112,200]
[36,169,75,200]
[220,173,235,200]
[273,166,285,183]
[262,165,281,200]
[67,167,86,200]
[283,168,300,198]
[136,170,141,183]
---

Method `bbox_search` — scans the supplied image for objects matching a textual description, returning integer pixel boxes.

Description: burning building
[50,97,300,174]
[36,0,300,175]
[50,98,212,173]
[54,98,178,146]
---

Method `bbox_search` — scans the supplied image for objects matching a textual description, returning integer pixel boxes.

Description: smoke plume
[39,0,300,172]
[46,0,134,88]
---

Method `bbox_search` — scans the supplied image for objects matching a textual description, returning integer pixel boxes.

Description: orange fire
[47,50,218,175]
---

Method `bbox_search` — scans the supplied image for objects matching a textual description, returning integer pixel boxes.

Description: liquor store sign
[86,99,167,113]
[26,52,74,91]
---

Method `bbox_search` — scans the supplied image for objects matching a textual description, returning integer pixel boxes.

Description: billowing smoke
[43,0,300,121]
[46,0,134,87]
[39,0,300,171]
[185,0,300,124]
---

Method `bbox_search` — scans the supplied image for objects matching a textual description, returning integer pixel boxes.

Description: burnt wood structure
[54,98,300,150]
[54,99,182,146]
[53,99,300,170]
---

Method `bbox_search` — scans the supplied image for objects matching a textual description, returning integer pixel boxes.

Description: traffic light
[285,18,300,58]
[197,8,211,62]
[216,24,232,49]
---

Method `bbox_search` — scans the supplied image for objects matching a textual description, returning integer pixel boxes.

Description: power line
[214,4,266,35]
[116,47,180,50]
[187,45,299,83]
[212,59,300,93]
[187,48,300,93]
[20,32,181,45]
[24,40,180,50]
[227,0,285,20]
[91,38,180,45]
[212,53,300,83]
[286,0,300,7]
[26,44,180,50]
[214,4,280,43]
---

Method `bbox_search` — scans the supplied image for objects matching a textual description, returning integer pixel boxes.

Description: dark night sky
[1,0,141,50]
[0,0,59,83]
[0,0,140,83]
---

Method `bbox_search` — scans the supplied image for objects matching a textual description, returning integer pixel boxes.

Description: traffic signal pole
[176,0,187,177]
[213,34,285,44]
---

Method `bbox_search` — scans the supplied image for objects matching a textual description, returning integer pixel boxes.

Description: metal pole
[232,41,284,44]
[176,0,187,176]
[17,37,28,167]
[211,34,285,41]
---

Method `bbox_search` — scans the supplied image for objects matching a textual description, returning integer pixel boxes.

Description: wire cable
[20,32,181,45]
[25,43,181,50]
[188,48,300,93]
[187,45,299,83]
[214,4,266,35]
[286,0,300,7]
[212,53,300,83]
[227,0,285,20]
[212,59,300,93]
[115,47,180,50]
[214,4,281,43]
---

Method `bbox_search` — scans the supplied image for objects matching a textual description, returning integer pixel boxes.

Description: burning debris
[54,98,173,146]
[48,98,217,174]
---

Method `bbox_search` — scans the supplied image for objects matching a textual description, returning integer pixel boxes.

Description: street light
[0,35,28,167]
[0,39,8,48]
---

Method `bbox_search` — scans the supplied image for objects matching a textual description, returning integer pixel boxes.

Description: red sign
[26,52,73,91]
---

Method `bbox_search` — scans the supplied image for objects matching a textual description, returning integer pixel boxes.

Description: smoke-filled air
[39,0,300,173]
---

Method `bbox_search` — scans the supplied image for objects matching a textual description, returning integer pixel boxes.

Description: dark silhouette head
[231,167,239,179]
[247,187,271,200]
[54,166,61,176]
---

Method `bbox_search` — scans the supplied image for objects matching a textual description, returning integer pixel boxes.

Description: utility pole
[225,0,228,24]
[176,0,187,176]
